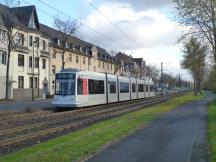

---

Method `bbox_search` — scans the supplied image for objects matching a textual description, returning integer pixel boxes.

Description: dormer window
[69,43,73,48]
[29,13,36,29]
[17,33,24,45]
[85,48,89,54]
[58,40,61,46]
[80,47,83,52]
[53,38,58,44]
[72,44,76,50]
[65,42,68,48]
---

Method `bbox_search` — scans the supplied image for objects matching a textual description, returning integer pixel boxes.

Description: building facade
[40,24,114,94]
[0,5,50,100]
[0,4,148,100]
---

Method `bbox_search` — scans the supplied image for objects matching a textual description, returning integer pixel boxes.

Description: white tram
[52,68,155,108]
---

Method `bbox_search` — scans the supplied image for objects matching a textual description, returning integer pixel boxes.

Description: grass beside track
[208,99,216,162]
[0,93,205,162]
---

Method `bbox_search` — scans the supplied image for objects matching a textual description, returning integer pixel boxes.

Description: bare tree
[146,64,160,82]
[0,2,19,99]
[54,15,80,69]
[181,37,207,95]
[174,0,216,63]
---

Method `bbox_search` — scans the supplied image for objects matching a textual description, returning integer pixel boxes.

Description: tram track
[0,92,183,154]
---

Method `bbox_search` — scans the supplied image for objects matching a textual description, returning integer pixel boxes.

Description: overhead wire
[22,0,163,61]
[37,0,128,50]
[21,0,117,50]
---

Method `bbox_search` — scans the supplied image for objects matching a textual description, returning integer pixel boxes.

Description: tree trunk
[5,50,11,100]
[194,77,197,96]
[62,52,65,70]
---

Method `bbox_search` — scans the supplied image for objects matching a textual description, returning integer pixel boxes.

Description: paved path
[0,99,54,112]
[88,92,214,162]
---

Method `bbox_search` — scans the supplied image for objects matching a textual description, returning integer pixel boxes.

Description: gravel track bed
[0,93,182,155]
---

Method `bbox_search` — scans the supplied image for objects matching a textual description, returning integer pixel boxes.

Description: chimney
[17,0,20,7]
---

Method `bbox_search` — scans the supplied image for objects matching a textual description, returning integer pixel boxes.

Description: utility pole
[179,73,181,93]
[160,62,163,95]
[32,43,35,100]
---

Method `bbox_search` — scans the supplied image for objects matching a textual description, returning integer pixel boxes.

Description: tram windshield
[55,73,75,95]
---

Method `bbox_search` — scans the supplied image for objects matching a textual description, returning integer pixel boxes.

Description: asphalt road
[0,99,54,112]
[88,92,214,162]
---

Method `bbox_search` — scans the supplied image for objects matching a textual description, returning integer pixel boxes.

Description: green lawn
[208,99,216,162]
[0,93,205,162]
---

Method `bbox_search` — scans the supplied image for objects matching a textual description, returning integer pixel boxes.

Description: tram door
[77,77,88,106]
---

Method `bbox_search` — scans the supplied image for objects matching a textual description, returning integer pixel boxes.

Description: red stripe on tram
[82,79,88,95]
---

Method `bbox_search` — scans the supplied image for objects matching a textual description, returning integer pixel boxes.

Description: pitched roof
[40,23,92,47]
[0,4,40,29]
[114,52,133,64]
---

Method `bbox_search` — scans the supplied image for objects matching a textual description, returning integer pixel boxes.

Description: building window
[88,79,104,94]
[53,52,56,59]
[83,57,85,64]
[76,55,79,64]
[17,33,24,45]
[103,62,104,69]
[29,56,32,67]
[29,36,33,46]
[35,37,39,48]
[0,51,7,65]
[52,80,55,90]
[18,76,24,88]
[98,61,100,68]
[107,63,109,69]
[35,57,39,68]
[18,54,24,66]
[52,65,56,74]
[111,64,112,70]
[69,54,72,62]
[120,82,129,93]
[42,59,46,69]
[0,29,7,41]
[29,77,38,88]
[109,81,116,93]
[42,40,46,50]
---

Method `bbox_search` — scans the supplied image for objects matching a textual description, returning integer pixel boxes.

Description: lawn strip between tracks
[208,99,216,162]
[0,93,204,162]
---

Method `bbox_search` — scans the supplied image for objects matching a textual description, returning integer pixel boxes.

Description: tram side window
[150,85,154,92]
[109,81,116,93]
[138,84,144,92]
[120,82,129,93]
[146,85,149,92]
[89,79,104,94]
[132,83,136,93]
[77,78,83,95]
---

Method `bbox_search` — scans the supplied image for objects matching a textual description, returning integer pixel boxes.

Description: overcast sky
[17,0,191,80]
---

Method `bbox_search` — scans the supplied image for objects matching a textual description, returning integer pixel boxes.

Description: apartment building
[40,24,114,94]
[0,5,50,100]
[0,4,148,100]
[114,52,146,78]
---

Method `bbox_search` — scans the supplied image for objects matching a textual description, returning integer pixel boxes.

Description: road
[88,92,214,162]
[0,99,54,112]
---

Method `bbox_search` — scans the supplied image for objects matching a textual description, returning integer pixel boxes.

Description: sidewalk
[87,92,214,162]
[0,98,54,112]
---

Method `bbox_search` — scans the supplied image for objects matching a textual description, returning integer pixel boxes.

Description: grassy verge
[0,93,205,162]
[208,99,216,162]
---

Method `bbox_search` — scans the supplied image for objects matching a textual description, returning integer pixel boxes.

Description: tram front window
[55,73,75,95]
